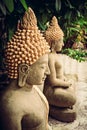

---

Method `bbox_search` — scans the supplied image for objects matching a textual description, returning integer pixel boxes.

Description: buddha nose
[45,65,50,75]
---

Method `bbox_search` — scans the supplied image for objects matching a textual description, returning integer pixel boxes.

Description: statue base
[49,105,77,123]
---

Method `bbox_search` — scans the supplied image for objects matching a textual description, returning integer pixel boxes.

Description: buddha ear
[51,41,55,52]
[18,63,30,87]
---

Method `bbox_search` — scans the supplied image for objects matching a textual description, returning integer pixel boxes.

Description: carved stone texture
[5,7,50,79]
[45,16,64,45]
[0,7,51,130]
[44,16,77,122]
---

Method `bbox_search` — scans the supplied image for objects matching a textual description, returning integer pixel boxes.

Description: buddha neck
[9,79,33,91]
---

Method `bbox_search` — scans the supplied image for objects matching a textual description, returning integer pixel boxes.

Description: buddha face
[53,37,64,52]
[26,54,50,85]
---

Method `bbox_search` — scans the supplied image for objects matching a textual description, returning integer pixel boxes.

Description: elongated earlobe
[18,63,30,87]
[50,41,55,52]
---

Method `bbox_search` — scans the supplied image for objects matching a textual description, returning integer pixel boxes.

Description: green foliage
[0,0,86,39]
[55,0,61,12]
[3,0,14,13]
[19,0,28,10]
[0,0,28,40]
[61,1,87,47]
[0,0,87,65]
[0,0,28,15]
[62,48,87,62]
[0,0,6,15]
[64,16,87,43]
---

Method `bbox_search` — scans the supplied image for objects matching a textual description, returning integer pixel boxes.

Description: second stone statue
[43,16,77,122]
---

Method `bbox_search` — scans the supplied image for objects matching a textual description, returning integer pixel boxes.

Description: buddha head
[45,16,64,52]
[5,7,50,87]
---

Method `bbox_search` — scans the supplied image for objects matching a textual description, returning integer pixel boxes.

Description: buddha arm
[48,57,71,88]
[49,76,71,88]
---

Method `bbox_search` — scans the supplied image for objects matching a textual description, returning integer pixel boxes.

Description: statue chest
[1,87,47,117]
[18,88,47,128]
[55,55,64,78]
[0,87,47,129]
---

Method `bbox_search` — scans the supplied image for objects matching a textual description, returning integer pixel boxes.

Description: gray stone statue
[43,16,77,122]
[0,7,52,130]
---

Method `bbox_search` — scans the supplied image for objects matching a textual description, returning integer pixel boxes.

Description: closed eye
[40,66,45,69]
[40,64,47,69]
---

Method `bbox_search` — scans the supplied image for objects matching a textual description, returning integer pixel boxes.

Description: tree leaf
[19,0,28,10]
[0,1,6,15]
[3,0,14,13]
[70,27,80,32]
[66,0,74,9]
[65,11,72,20]
[55,0,61,12]
[38,21,46,30]
[8,27,15,40]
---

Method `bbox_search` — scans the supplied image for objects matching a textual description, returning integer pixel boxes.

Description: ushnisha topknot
[21,7,37,29]
[5,7,50,79]
[45,16,64,45]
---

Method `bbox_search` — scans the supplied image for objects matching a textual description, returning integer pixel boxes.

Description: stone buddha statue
[0,7,52,130]
[43,16,77,122]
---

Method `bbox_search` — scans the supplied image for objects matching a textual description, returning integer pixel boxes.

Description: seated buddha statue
[43,16,77,122]
[0,7,52,130]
